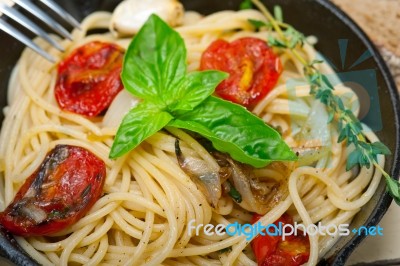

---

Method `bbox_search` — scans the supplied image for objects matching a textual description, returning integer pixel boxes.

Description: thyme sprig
[244,0,400,205]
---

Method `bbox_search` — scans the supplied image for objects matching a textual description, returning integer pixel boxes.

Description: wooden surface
[332,0,400,90]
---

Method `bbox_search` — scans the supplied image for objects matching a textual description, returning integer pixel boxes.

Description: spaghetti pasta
[0,7,384,266]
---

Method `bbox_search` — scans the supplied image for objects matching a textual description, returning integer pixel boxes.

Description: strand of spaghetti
[225,196,293,264]
[71,224,105,264]
[55,203,119,236]
[253,84,296,115]
[17,57,103,136]
[71,12,112,44]
[119,208,165,233]
[307,200,340,224]
[43,249,60,265]
[128,150,180,265]
[58,223,97,266]
[78,216,114,248]
[11,143,48,183]
[86,235,108,266]
[105,154,128,185]
[151,146,211,225]
[327,128,384,210]
[14,237,53,266]
[120,165,153,265]
[93,193,165,217]
[173,191,197,248]
[69,253,89,265]
[301,183,325,207]
[328,157,384,210]
[81,242,100,260]
[110,211,143,239]
[176,10,257,34]
[6,64,22,105]
[342,167,373,195]
[169,235,242,257]
[122,211,154,265]
[321,132,343,176]
[288,167,346,198]
[288,170,319,266]
[318,210,359,257]
[1,88,31,202]
[134,148,190,242]
[14,126,88,171]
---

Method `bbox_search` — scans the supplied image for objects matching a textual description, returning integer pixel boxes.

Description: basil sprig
[110,14,297,167]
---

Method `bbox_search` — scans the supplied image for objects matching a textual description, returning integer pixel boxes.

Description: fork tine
[12,0,73,40]
[0,19,55,63]
[40,0,81,29]
[0,4,64,52]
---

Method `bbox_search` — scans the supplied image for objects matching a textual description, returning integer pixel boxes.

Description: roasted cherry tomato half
[0,145,106,236]
[55,41,125,117]
[251,213,310,266]
[200,37,282,108]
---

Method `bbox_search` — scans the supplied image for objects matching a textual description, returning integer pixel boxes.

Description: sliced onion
[20,203,47,224]
[225,158,266,214]
[293,146,330,166]
[102,90,140,128]
[297,100,331,147]
[219,155,289,214]
[175,139,221,208]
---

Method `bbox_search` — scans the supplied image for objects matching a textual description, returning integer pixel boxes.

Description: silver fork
[0,0,80,62]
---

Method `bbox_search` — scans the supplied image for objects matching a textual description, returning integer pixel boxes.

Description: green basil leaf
[168,70,228,113]
[110,102,173,158]
[121,14,186,104]
[112,14,296,166]
[168,96,297,168]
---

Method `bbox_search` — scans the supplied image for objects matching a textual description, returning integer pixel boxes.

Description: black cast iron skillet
[0,0,399,265]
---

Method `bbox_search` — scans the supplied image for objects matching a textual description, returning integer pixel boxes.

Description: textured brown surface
[331,0,400,89]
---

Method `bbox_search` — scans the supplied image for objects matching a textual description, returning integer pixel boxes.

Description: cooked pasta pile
[0,8,384,266]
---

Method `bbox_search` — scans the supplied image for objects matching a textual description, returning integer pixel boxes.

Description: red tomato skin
[0,145,106,236]
[200,37,282,107]
[55,41,124,117]
[251,213,310,266]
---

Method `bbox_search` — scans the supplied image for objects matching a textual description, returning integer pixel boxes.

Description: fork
[0,0,80,62]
